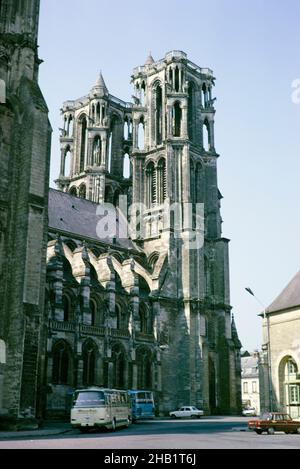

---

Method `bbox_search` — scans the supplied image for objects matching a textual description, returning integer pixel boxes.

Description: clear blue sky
[38,0,300,352]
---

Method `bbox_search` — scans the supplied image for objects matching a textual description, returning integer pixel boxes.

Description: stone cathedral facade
[0,1,241,425]
[49,51,242,418]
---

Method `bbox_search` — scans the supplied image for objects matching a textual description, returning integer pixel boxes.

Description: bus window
[73,391,105,407]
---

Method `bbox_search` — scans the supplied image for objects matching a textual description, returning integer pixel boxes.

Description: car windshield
[261,413,272,420]
[73,391,105,407]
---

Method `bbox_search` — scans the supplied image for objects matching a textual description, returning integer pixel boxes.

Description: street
[1,417,300,449]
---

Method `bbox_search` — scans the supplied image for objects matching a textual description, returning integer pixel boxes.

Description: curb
[0,428,73,441]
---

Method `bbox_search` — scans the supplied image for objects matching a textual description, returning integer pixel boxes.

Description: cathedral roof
[266,270,300,314]
[48,189,138,252]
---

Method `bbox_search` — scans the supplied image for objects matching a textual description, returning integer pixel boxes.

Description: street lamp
[245,287,273,412]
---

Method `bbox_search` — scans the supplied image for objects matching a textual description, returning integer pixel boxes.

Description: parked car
[242,407,257,417]
[169,406,204,419]
[248,412,300,435]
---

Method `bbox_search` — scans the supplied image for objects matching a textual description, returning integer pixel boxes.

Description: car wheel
[267,427,275,435]
[171,415,177,419]
[197,415,202,419]
[297,428,300,435]
[125,418,131,428]
[255,430,262,435]
[111,418,116,432]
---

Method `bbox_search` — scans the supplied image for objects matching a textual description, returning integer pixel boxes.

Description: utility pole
[245,288,273,412]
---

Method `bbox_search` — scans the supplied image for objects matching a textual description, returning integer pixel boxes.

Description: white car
[242,407,257,417]
[170,406,204,419]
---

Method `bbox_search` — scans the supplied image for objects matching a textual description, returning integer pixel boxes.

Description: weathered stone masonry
[52,51,242,417]
[0,0,51,427]
[0,1,241,423]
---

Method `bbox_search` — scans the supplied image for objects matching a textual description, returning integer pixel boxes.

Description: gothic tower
[56,73,132,206]
[54,51,241,415]
[131,51,241,413]
[0,0,51,427]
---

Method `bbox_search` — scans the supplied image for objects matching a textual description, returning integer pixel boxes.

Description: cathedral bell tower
[130,52,239,413]
[131,51,219,300]
[56,72,132,206]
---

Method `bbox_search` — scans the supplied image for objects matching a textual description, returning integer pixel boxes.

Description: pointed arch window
[141,81,146,106]
[83,341,97,386]
[92,136,102,166]
[173,102,182,137]
[137,347,152,389]
[157,158,167,204]
[123,153,131,179]
[67,115,74,137]
[69,186,77,197]
[175,67,180,92]
[139,303,152,334]
[203,119,210,151]
[155,84,163,145]
[96,102,101,124]
[202,83,210,108]
[138,116,145,150]
[80,116,88,172]
[63,294,72,322]
[146,162,156,208]
[63,146,71,177]
[112,344,126,389]
[188,82,196,142]
[52,341,72,385]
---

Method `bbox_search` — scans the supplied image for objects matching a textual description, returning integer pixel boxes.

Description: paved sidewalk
[0,422,73,440]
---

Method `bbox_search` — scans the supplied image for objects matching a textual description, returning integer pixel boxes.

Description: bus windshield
[73,391,105,408]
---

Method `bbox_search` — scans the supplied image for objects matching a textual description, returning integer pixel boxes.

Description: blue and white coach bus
[128,390,155,421]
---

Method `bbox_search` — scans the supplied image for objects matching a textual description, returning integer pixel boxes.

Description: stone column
[132,361,138,389]
[179,66,182,92]
[60,147,65,176]
[181,104,188,139]
[167,105,172,138]
[209,119,215,151]
[108,361,114,388]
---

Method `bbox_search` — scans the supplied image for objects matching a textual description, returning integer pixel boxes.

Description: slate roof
[266,270,300,314]
[241,355,259,379]
[48,189,138,252]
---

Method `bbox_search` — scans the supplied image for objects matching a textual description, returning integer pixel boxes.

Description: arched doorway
[279,356,300,418]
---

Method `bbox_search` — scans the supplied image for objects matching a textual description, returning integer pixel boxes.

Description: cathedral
[0,1,241,427]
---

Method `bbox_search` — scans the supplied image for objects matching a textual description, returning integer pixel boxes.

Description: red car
[248,412,300,435]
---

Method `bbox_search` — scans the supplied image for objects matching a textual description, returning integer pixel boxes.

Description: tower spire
[91,71,108,96]
[145,52,155,65]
